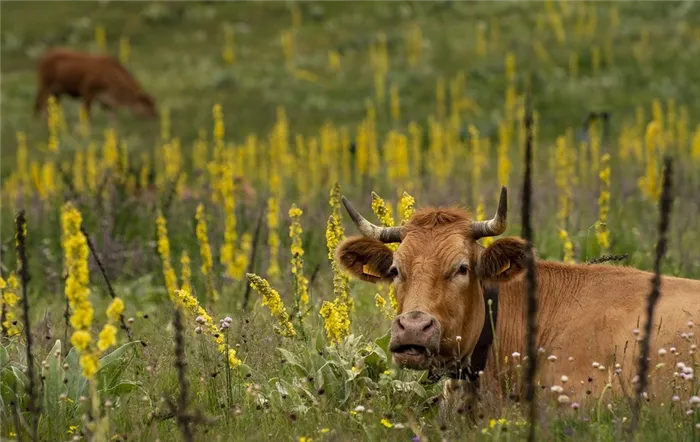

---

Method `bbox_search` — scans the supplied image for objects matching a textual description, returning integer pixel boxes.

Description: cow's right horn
[472,186,508,239]
[341,196,404,243]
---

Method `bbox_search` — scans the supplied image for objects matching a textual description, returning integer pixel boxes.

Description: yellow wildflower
[289,204,309,310]
[70,330,91,351]
[79,353,99,378]
[380,419,393,428]
[97,324,117,351]
[319,299,350,345]
[596,153,612,251]
[559,229,575,263]
[398,191,415,224]
[1,274,20,336]
[105,297,124,323]
[156,211,178,298]
[247,274,295,337]
[174,289,242,368]
[180,251,192,293]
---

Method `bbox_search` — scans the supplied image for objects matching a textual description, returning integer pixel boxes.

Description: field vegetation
[2,1,700,441]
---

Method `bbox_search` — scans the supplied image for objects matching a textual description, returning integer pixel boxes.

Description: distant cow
[34,48,157,121]
[336,186,700,405]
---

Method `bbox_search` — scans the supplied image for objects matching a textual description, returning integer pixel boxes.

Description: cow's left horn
[341,196,404,243]
[472,186,508,239]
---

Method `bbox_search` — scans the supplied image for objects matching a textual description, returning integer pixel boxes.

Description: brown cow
[336,186,700,404]
[34,48,157,121]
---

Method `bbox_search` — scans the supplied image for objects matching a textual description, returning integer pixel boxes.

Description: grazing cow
[34,48,158,120]
[336,186,700,404]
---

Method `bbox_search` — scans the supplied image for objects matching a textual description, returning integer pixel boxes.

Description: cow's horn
[472,186,508,239]
[341,196,403,243]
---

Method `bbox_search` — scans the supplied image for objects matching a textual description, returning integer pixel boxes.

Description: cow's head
[132,92,158,119]
[336,187,527,371]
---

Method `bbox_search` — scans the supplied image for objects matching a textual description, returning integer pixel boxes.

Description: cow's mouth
[390,344,433,369]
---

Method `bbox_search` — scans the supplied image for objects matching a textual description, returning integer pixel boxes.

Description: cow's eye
[388,266,399,279]
[457,264,469,275]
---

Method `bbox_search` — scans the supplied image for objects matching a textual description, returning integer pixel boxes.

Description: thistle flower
[156,211,178,299]
[289,205,309,311]
[246,273,295,337]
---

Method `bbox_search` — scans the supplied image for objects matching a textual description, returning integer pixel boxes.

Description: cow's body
[34,48,157,120]
[488,261,700,393]
[336,187,700,405]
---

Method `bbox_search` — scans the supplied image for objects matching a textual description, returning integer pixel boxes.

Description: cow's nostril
[422,318,435,332]
[396,318,406,330]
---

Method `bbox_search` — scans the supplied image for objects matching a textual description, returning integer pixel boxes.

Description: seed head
[560,375,569,384]
[512,352,521,358]
[592,362,600,368]
[658,348,667,356]
[354,405,365,413]
[632,328,640,336]
[195,326,203,334]
[689,321,695,329]
[127,317,135,324]
[551,385,563,393]
[195,315,206,325]
[547,355,557,362]
[558,395,570,404]
[690,396,700,406]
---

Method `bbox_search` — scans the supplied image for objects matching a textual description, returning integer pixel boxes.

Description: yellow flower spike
[289,204,309,310]
[246,273,296,338]
[155,211,178,299]
[558,229,575,263]
[180,251,192,293]
[97,324,117,352]
[596,153,612,251]
[1,273,20,336]
[174,289,242,368]
[79,353,99,378]
[47,96,60,152]
[105,298,124,323]
[398,191,415,224]
[71,330,92,351]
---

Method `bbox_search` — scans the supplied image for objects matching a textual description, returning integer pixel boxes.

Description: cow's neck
[493,260,590,365]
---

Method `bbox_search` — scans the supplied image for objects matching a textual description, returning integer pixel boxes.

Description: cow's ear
[475,237,528,282]
[336,236,395,283]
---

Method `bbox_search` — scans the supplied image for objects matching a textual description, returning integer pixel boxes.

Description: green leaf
[103,380,142,396]
[64,346,88,401]
[277,348,307,377]
[0,345,9,367]
[95,341,141,394]
[42,340,68,425]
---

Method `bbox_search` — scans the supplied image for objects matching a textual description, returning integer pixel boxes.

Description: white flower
[195,326,203,334]
[568,356,574,362]
[672,395,680,402]
[394,423,405,429]
[538,347,545,354]
[551,385,564,393]
[658,348,667,356]
[560,375,569,384]
[592,362,600,368]
[195,316,206,325]
[224,316,233,324]
[548,355,557,362]
[688,321,695,329]
[677,362,687,370]
[558,395,570,404]
[354,405,366,413]
[632,328,640,336]
[671,347,677,354]
[512,352,521,358]
[689,396,700,405]
[684,366,694,374]
[456,336,462,342]
[598,365,606,371]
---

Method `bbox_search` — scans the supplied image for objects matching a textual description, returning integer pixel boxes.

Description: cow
[335,186,700,406]
[34,48,158,121]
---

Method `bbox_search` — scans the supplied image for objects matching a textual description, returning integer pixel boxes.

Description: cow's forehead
[395,226,473,263]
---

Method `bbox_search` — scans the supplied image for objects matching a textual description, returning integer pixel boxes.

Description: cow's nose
[390,310,440,352]
[396,313,436,333]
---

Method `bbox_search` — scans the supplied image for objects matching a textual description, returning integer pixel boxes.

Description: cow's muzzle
[389,311,441,370]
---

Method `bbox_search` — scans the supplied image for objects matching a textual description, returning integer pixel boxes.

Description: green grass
[2,1,700,441]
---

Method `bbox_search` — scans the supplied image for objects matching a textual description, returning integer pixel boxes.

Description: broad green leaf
[95,341,141,393]
[103,380,142,396]
[42,340,68,425]
[0,345,9,367]
[277,348,307,377]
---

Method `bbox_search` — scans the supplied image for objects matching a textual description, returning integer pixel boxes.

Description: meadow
[2,1,700,441]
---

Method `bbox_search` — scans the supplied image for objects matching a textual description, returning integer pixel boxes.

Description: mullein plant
[246,274,296,338]
[321,183,350,345]
[0,273,20,337]
[288,205,309,321]
[156,211,179,299]
[371,192,399,314]
[195,204,218,303]
[596,153,612,253]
